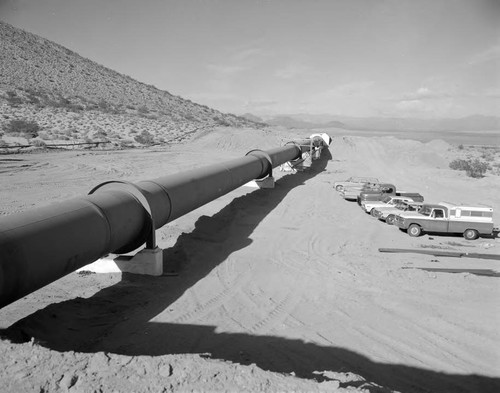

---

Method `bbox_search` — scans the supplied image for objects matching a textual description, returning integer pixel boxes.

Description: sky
[0,0,499,118]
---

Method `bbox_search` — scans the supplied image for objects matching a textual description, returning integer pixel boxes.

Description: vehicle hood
[364,201,391,208]
[397,211,422,219]
[374,206,401,213]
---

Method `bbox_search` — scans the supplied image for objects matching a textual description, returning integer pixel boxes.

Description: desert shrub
[491,163,500,173]
[31,139,46,148]
[457,144,464,150]
[97,100,113,113]
[137,105,149,114]
[95,130,108,140]
[119,140,134,149]
[134,130,155,145]
[449,158,488,178]
[53,96,84,112]
[69,103,85,111]
[5,91,23,106]
[26,90,41,105]
[216,118,232,127]
[466,159,488,178]
[449,159,469,171]
[37,131,50,140]
[481,152,494,161]
[3,119,40,138]
[58,96,72,108]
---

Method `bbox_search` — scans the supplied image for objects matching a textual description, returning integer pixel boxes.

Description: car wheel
[408,224,422,237]
[370,209,377,217]
[463,229,479,240]
[335,185,343,191]
[386,215,395,225]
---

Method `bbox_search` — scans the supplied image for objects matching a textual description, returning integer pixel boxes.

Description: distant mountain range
[0,21,259,148]
[241,113,500,132]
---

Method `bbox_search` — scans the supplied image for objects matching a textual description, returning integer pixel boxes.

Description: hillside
[0,21,259,149]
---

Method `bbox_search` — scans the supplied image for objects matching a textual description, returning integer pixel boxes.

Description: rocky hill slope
[0,21,260,150]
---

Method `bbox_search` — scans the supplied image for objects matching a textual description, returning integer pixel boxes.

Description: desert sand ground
[0,127,499,393]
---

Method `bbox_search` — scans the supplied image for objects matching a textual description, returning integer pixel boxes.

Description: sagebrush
[3,119,40,139]
[449,158,488,178]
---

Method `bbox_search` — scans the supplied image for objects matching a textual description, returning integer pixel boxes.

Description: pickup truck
[357,183,424,205]
[340,181,381,201]
[394,202,496,240]
[371,201,423,224]
[334,177,379,192]
[361,195,416,215]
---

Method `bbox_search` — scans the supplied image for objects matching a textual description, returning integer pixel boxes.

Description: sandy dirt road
[1,128,499,392]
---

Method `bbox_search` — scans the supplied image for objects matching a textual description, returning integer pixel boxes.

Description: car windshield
[419,206,433,216]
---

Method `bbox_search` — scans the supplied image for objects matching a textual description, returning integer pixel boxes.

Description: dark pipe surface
[0,144,301,308]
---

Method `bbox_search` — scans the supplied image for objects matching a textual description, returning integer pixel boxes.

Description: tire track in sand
[169,260,256,325]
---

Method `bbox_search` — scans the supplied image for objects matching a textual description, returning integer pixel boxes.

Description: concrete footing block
[255,176,275,188]
[244,176,275,189]
[77,247,163,276]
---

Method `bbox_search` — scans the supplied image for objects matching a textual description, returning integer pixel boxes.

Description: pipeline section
[0,144,305,308]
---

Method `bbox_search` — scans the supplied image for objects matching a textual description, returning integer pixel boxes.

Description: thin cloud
[244,100,278,109]
[395,87,451,102]
[468,44,500,66]
[205,47,264,77]
[187,91,238,101]
[394,96,457,117]
[233,47,265,61]
[395,100,425,111]
[317,81,376,98]
[274,63,312,79]
[206,64,248,75]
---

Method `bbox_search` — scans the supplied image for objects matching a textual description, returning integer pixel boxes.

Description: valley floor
[1,128,499,392]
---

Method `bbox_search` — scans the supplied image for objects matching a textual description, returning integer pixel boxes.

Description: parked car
[357,183,423,205]
[371,201,423,224]
[334,176,379,192]
[394,202,496,239]
[361,195,417,215]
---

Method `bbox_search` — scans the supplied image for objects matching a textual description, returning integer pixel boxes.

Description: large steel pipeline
[0,144,304,308]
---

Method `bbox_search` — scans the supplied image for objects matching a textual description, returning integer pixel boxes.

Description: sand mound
[190,126,306,154]
[332,136,450,172]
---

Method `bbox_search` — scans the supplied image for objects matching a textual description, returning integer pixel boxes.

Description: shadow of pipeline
[2,150,331,347]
